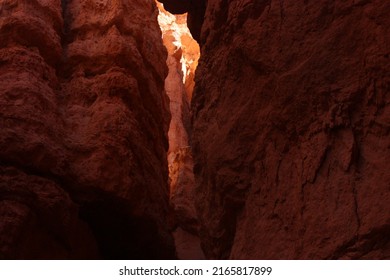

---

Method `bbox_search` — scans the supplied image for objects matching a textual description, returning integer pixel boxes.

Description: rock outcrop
[0,0,174,259]
[190,0,390,259]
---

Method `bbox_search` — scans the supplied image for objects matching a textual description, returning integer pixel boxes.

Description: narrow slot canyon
[0,0,389,260]
[156,2,204,260]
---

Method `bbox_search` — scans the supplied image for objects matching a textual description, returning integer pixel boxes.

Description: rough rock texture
[0,166,98,259]
[173,227,205,260]
[0,0,174,259]
[191,0,390,259]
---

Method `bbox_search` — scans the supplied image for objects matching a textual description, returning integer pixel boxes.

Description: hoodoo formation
[1,0,389,260]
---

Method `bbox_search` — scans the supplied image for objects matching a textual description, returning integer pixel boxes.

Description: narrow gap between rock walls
[155,1,205,260]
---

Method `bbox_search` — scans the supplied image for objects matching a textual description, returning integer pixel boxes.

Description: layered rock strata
[0,0,174,259]
[187,0,390,259]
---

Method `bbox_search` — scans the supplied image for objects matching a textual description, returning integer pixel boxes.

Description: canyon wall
[0,0,174,259]
[188,0,390,259]
[1,0,389,260]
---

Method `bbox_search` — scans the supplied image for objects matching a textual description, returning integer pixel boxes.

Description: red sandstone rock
[0,166,98,259]
[2,0,389,261]
[191,0,390,259]
[0,0,174,259]
[173,227,205,260]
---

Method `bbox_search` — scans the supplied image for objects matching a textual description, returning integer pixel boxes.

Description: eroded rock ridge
[0,0,174,259]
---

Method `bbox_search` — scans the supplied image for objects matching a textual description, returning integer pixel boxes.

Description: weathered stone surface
[191,0,390,259]
[2,0,388,261]
[173,227,205,260]
[0,166,98,259]
[0,0,174,259]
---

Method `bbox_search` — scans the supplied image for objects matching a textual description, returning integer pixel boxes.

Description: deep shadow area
[79,199,176,260]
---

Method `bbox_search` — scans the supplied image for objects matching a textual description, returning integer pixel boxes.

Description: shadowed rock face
[191,0,390,259]
[0,0,174,259]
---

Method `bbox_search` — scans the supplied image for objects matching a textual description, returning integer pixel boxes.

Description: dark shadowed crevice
[60,0,71,39]
[159,0,189,14]
[79,199,176,260]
